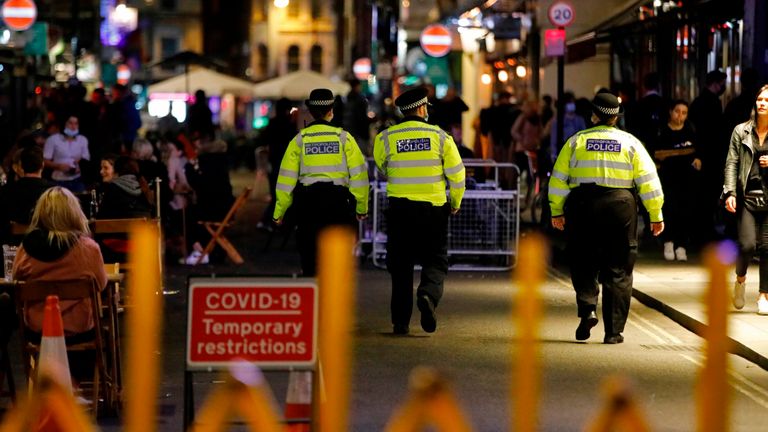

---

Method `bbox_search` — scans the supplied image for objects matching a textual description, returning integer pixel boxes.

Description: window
[311,0,322,18]
[258,44,268,77]
[310,45,322,72]
[287,45,300,72]
[160,0,176,10]
[288,0,300,17]
[160,37,179,70]
[254,0,268,19]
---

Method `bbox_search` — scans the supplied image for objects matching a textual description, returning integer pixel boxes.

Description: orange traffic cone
[36,295,74,432]
[284,371,312,432]
[37,295,73,394]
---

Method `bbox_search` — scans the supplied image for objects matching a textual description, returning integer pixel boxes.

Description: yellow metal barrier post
[0,374,97,432]
[125,221,163,432]
[190,364,283,432]
[697,243,732,432]
[384,366,473,432]
[317,226,356,431]
[512,234,546,432]
[585,376,650,432]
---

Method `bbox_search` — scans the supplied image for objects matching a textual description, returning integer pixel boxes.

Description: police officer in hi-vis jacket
[273,88,369,276]
[549,91,664,344]
[373,87,466,335]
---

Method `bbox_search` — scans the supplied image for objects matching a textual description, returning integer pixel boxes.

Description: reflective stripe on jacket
[273,123,369,220]
[373,119,465,208]
[548,125,664,221]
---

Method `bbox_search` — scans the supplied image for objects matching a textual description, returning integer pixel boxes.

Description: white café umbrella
[252,70,351,100]
[148,67,255,96]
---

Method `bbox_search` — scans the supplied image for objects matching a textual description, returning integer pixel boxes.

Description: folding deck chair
[196,187,252,265]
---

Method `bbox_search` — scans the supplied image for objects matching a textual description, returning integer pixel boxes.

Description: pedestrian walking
[272,88,369,276]
[549,91,665,344]
[724,84,768,314]
[373,87,466,335]
[653,100,701,262]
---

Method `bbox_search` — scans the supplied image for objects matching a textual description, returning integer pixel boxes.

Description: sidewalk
[630,256,768,370]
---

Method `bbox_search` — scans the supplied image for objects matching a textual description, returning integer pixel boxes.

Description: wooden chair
[14,279,115,418]
[196,187,252,265]
[0,291,15,403]
[0,339,14,403]
[9,221,28,237]
[92,218,163,273]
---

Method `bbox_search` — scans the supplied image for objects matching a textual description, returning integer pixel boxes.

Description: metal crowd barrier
[358,159,520,271]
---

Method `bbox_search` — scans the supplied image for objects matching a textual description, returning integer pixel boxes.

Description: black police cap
[395,87,430,111]
[305,88,335,108]
[591,91,624,117]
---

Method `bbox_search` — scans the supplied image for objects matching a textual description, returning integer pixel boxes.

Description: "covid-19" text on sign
[187,278,317,369]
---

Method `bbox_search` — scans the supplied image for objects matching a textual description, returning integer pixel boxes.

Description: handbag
[744,190,768,213]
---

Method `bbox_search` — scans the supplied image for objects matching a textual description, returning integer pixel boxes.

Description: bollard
[512,234,547,432]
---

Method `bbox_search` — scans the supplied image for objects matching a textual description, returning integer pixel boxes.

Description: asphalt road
[5,172,768,431]
[91,259,768,431]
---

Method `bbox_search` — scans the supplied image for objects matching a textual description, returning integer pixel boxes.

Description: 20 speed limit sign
[548,1,574,28]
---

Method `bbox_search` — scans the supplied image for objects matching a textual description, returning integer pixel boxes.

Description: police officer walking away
[373,87,466,335]
[548,91,664,344]
[273,88,369,276]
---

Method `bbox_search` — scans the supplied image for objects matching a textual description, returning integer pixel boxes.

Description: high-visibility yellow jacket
[373,117,465,209]
[548,125,664,222]
[273,122,369,220]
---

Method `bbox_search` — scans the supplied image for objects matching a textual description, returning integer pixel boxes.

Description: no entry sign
[187,277,317,369]
[2,0,36,31]
[420,24,452,57]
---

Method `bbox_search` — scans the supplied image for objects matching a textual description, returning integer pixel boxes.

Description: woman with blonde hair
[12,186,107,337]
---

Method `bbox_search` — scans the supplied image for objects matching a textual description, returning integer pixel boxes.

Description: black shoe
[604,334,624,344]
[417,295,437,333]
[575,311,598,341]
[393,324,409,335]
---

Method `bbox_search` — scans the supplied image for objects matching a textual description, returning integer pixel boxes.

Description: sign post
[184,277,318,428]
[547,1,575,157]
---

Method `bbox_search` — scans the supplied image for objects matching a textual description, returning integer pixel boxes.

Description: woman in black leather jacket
[723,84,768,314]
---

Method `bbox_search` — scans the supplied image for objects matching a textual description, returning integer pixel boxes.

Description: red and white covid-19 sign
[187,278,317,369]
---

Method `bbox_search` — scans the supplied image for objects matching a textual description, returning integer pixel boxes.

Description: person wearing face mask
[373,86,466,335]
[549,91,664,344]
[547,92,587,164]
[689,69,728,242]
[43,115,91,193]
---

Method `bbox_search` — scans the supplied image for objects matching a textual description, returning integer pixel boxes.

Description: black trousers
[565,186,637,335]
[735,206,768,293]
[386,198,449,327]
[295,183,356,277]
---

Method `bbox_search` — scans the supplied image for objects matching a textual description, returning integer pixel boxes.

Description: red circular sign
[548,1,574,28]
[353,57,371,80]
[2,0,37,31]
[420,24,452,58]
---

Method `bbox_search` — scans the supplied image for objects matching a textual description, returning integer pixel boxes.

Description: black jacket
[0,177,51,244]
[97,175,152,219]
